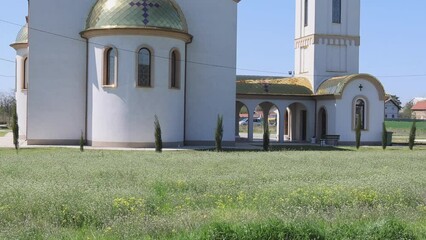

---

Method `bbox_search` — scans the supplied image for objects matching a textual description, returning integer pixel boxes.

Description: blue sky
[1,0,425,104]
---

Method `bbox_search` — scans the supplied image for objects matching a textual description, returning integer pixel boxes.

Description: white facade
[13,0,238,147]
[384,100,399,119]
[236,0,385,145]
[14,47,28,139]
[13,0,386,147]
[295,0,360,91]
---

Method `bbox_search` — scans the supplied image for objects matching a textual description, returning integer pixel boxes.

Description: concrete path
[0,132,13,148]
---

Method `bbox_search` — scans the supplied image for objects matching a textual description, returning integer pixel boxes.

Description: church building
[11,0,385,147]
[236,0,385,144]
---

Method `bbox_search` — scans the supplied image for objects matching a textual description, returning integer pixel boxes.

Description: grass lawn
[1,147,426,239]
[386,120,426,144]
[0,130,10,137]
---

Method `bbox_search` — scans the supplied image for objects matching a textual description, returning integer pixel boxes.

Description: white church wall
[27,0,95,144]
[177,0,238,145]
[87,35,186,147]
[315,0,360,36]
[15,48,28,138]
[316,100,337,136]
[335,79,384,143]
[295,0,361,92]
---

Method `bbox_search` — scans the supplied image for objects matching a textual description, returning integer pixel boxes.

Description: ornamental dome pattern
[85,0,188,32]
[15,23,28,44]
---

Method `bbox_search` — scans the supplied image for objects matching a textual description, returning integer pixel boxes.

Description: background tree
[382,122,387,150]
[154,115,162,153]
[0,92,16,125]
[400,101,413,119]
[408,120,416,150]
[387,94,402,109]
[215,115,223,152]
[355,114,361,149]
[263,120,270,151]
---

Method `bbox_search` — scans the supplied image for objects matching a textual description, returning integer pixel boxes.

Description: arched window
[170,50,180,88]
[104,47,117,86]
[355,99,366,130]
[23,57,28,90]
[332,0,342,24]
[304,0,309,27]
[138,48,151,87]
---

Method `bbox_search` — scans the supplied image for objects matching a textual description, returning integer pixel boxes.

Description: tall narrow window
[304,0,309,27]
[138,48,151,87]
[355,99,365,130]
[23,57,28,90]
[170,50,180,88]
[105,48,117,86]
[332,0,341,23]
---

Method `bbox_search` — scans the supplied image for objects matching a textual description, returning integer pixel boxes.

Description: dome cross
[129,0,161,25]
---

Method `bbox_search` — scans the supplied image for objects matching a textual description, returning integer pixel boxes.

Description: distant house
[412,101,426,120]
[384,98,401,119]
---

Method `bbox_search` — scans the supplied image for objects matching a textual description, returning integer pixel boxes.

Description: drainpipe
[82,36,89,143]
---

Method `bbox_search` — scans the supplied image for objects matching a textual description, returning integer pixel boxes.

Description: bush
[263,121,270,151]
[408,120,416,150]
[382,122,387,150]
[356,114,361,149]
[215,115,223,152]
[80,131,85,152]
[154,115,162,153]
[11,104,19,151]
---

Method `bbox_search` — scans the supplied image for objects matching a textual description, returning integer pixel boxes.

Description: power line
[1,18,426,79]
[0,57,14,63]
[0,75,15,78]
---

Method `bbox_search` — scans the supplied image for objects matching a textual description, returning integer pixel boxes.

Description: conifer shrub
[11,104,19,151]
[263,120,270,151]
[80,131,84,152]
[408,120,416,150]
[154,115,162,153]
[355,114,361,149]
[382,122,387,150]
[215,115,223,152]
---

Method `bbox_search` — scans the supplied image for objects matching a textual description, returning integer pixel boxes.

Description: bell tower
[294,0,361,91]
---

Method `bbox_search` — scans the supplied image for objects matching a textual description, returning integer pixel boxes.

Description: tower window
[138,48,151,87]
[104,47,117,87]
[304,0,309,27]
[332,0,342,24]
[170,50,180,89]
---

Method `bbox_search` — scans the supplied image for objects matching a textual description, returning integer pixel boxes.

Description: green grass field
[0,130,9,137]
[386,120,426,144]
[1,147,426,239]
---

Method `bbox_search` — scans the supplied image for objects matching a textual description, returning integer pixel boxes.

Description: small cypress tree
[355,114,361,149]
[11,104,19,151]
[408,120,416,150]
[263,120,270,151]
[382,122,387,150]
[154,115,162,152]
[80,131,85,152]
[215,115,223,152]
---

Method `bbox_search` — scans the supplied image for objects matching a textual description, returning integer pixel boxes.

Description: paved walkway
[0,132,13,148]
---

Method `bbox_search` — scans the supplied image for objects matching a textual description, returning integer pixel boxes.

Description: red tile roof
[412,101,426,111]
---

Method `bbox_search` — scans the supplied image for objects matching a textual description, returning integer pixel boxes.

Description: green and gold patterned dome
[15,23,28,44]
[85,0,188,32]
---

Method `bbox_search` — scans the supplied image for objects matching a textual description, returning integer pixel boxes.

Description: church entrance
[287,102,308,142]
[318,107,327,138]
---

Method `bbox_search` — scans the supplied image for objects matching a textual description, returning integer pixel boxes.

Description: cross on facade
[129,0,160,25]
[359,84,363,91]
